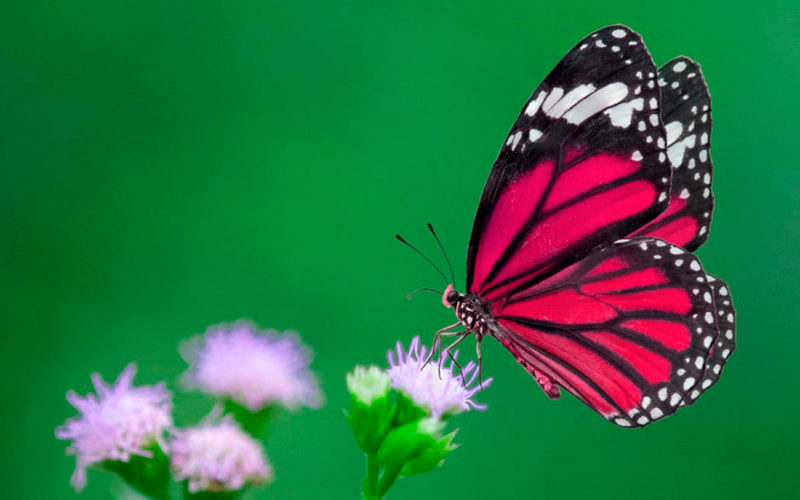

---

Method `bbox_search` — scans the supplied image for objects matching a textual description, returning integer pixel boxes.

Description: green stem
[223,400,280,439]
[376,466,401,498]
[362,454,380,500]
[183,484,242,500]
[103,444,171,500]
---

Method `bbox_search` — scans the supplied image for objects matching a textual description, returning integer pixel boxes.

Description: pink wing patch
[472,151,666,301]
[472,160,555,291]
[493,237,722,427]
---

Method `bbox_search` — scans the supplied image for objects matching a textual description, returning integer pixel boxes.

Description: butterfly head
[442,284,461,308]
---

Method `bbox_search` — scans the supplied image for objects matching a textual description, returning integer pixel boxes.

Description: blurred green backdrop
[2,1,798,498]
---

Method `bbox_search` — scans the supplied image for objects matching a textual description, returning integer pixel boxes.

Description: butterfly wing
[466,25,671,302]
[628,57,734,404]
[490,237,722,427]
[686,273,736,402]
[631,57,713,250]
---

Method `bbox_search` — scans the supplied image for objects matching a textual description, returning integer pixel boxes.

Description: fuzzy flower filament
[387,336,491,418]
[170,417,273,494]
[182,321,323,412]
[55,363,172,492]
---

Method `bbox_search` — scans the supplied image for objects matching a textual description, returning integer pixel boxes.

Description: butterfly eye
[446,290,460,304]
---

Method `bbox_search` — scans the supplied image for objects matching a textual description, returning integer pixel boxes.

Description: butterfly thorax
[443,285,494,337]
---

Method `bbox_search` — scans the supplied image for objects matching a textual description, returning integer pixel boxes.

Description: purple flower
[55,364,172,491]
[170,416,273,493]
[387,336,491,418]
[181,321,323,412]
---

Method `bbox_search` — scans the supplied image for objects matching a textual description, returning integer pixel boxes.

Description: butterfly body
[443,286,494,339]
[416,25,736,428]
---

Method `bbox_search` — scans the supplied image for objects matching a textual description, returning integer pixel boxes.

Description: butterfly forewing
[466,25,671,300]
[491,237,722,427]
[632,57,713,251]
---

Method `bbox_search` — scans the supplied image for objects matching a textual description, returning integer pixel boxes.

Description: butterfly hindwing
[467,25,670,303]
[632,57,713,251]
[490,237,722,427]
[686,273,736,403]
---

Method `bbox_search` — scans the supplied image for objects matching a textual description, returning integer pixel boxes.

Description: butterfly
[402,25,736,427]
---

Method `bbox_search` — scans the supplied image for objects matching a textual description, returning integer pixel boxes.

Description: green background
[3,1,798,498]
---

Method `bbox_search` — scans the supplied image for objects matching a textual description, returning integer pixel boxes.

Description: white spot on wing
[673,61,687,72]
[667,134,697,167]
[563,83,629,125]
[545,84,597,119]
[612,29,627,38]
[511,131,522,151]
[528,128,543,142]
[665,121,683,146]
[524,90,547,117]
[541,88,564,114]
[604,98,643,128]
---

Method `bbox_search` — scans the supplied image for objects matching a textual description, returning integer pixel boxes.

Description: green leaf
[181,481,244,500]
[375,418,445,467]
[222,399,280,438]
[400,430,459,476]
[346,392,396,454]
[393,391,428,425]
[101,442,171,500]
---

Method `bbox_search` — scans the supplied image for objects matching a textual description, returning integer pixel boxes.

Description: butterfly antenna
[405,287,443,301]
[395,234,449,286]
[427,222,456,287]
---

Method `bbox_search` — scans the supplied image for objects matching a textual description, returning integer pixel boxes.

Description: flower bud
[345,366,395,453]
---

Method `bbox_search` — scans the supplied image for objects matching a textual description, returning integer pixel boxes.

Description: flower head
[346,365,391,405]
[170,417,273,493]
[182,321,323,411]
[387,336,491,418]
[55,363,172,491]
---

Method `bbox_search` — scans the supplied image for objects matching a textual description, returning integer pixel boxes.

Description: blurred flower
[387,336,491,418]
[170,416,273,493]
[55,364,172,491]
[182,321,323,411]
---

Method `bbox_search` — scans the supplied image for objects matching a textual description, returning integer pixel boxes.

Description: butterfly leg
[423,322,462,369]
[475,335,485,389]
[439,332,471,383]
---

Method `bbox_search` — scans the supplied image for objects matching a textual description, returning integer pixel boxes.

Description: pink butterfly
[405,25,735,428]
